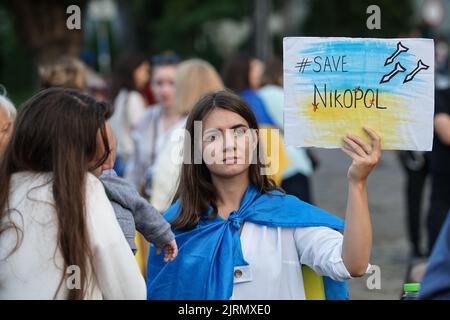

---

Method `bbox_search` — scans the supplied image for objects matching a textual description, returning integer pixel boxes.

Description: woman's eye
[234,127,247,137]
[0,123,9,133]
[204,133,218,142]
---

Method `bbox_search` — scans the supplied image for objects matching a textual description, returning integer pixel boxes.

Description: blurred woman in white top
[0,88,146,299]
[150,59,224,212]
[109,52,150,176]
[124,53,181,195]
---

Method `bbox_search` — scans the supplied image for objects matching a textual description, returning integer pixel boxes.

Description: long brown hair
[222,53,252,93]
[109,52,148,101]
[172,90,277,230]
[261,56,283,87]
[0,88,112,299]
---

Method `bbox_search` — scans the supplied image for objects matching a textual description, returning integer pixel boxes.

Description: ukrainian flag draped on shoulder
[147,184,349,300]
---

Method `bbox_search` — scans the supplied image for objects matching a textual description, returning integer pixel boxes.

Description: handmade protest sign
[283,37,434,150]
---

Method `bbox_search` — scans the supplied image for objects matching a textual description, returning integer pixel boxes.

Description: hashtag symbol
[295,58,311,73]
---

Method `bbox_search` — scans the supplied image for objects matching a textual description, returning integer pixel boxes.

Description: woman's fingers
[347,134,372,155]
[363,126,382,154]
[341,146,362,161]
[342,127,382,183]
[343,127,382,158]
[343,136,367,157]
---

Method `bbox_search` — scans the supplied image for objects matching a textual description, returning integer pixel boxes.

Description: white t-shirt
[110,89,147,159]
[231,222,359,300]
[150,116,187,212]
[0,172,146,300]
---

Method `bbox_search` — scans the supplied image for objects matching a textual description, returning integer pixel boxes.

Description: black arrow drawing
[384,41,409,66]
[380,62,406,84]
[403,60,430,83]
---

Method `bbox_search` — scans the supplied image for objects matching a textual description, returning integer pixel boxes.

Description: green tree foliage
[129,0,250,67]
[302,0,415,37]
[0,1,36,106]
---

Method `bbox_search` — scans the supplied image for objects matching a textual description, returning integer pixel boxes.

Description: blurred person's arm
[435,113,450,145]
[434,89,450,145]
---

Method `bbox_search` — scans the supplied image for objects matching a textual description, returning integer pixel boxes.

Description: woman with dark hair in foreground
[147,90,382,300]
[0,88,146,299]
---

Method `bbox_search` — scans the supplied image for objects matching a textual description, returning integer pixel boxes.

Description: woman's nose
[223,130,237,152]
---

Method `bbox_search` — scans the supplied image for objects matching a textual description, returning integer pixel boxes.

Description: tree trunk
[253,0,272,61]
[7,0,86,65]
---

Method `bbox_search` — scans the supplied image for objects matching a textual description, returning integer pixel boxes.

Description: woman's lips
[223,156,240,163]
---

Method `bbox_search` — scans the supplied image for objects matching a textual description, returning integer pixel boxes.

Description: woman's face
[201,107,257,179]
[90,121,116,177]
[151,65,177,109]
[249,58,264,90]
[133,61,151,91]
[0,107,13,156]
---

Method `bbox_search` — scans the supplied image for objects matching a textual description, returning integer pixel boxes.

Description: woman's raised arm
[340,126,382,277]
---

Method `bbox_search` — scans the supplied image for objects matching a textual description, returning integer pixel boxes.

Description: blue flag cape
[147,184,349,300]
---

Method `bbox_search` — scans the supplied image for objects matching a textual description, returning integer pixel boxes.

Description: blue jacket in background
[419,211,450,299]
[240,89,276,126]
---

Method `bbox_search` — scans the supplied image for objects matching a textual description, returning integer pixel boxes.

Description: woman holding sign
[147,90,381,300]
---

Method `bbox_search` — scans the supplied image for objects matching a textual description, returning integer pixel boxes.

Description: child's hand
[155,239,178,262]
[341,126,382,184]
